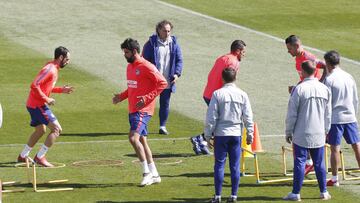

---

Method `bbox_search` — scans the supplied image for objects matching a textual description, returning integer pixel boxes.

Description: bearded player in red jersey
[17,46,74,167]
[113,38,167,186]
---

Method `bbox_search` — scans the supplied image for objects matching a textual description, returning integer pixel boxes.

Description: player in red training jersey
[113,38,167,186]
[17,46,74,167]
[191,40,246,156]
[285,35,327,176]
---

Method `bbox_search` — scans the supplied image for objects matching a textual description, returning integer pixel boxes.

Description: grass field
[162,0,360,61]
[1,0,360,202]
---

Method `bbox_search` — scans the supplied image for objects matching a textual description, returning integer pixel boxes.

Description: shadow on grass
[0,161,18,168]
[9,182,137,189]
[61,132,128,137]
[124,153,198,158]
[96,197,209,203]
[96,196,284,202]
[162,172,214,178]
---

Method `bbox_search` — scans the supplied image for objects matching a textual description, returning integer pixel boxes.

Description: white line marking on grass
[155,0,360,66]
[0,135,284,148]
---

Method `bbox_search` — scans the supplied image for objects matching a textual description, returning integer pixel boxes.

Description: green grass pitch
[1,0,360,202]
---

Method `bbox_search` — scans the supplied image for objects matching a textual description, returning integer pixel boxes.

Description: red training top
[203,53,240,99]
[119,57,167,115]
[26,61,63,108]
[295,50,325,81]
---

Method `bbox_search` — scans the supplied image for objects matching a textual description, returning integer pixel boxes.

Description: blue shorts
[327,122,360,145]
[128,112,151,136]
[27,105,57,127]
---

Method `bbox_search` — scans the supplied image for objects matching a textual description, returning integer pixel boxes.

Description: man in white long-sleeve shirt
[323,50,360,187]
[284,60,332,201]
[204,68,253,203]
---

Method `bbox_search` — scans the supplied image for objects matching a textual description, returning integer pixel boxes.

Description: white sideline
[155,0,360,66]
[0,134,284,147]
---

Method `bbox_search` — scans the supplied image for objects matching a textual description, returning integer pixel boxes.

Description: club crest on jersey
[135,69,140,75]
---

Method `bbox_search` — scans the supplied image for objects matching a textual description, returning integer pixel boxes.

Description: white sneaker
[152,175,161,184]
[320,191,331,200]
[283,192,301,201]
[140,173,153,186]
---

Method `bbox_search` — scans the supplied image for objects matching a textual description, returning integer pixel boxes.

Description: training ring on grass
[14,162,66,169]
[72,159,124,167]
[132,158,183,165]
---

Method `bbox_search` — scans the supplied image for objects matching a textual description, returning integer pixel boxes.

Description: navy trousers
[159,89,172,127]
[214,136,241,196]
[292,144,327,194]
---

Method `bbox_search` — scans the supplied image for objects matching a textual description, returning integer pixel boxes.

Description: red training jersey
[203,53,240,99]
[119,57,167,115]
[26,61,63,108]
[295,50,325,81]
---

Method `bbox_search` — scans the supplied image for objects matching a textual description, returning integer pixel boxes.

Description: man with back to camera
[285,35,327,175]
[142,20,183,135]
[190,40,246,155]
[113,38,168,186]
[17,46,74,167]
[323,50,360,187]
[284,60,331,201]
[205,68,254,203]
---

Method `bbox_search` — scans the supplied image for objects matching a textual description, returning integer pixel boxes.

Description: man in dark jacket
[142,20,183,135]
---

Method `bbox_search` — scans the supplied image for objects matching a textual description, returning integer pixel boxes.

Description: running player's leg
[34,106,60,167]
[19,106,50,162]
[27,125,47,148]
[44,120,62,148]
[129,131,147,163]
[128,112,154,186]
[140,136,161,183]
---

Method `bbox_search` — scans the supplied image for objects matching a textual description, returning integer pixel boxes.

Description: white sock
[141,160,150,174]
[306,158,313,165]
[332,175,338,181]
[160,126,166,130]
[37,144,49,158]
[215,195,221,200]
[231,195,237,199]
[148,162,159,177]
[20,145,32,158]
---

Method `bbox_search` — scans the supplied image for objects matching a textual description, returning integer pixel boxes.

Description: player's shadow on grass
[0,161,18,168]
[98,198,210,203]
[124,153,198,158]
[10,182,138,189]
[162,172,214,178]
[61,132,128,137]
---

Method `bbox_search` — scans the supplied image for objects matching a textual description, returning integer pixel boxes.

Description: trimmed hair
[230,40,246,52]
[285,35,300,45]
[222,67,237,83]
[301,60,316,75]
[156,20,173,36]
[324,50,340,66]
[54,46,69,59]
[121,38,140,53]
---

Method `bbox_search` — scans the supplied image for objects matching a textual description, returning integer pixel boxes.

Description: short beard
[60,62,67,68]
[126,55,135,63]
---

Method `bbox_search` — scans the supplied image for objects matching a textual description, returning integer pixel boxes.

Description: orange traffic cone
[251,123,264,152]
[242,128,253,157]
